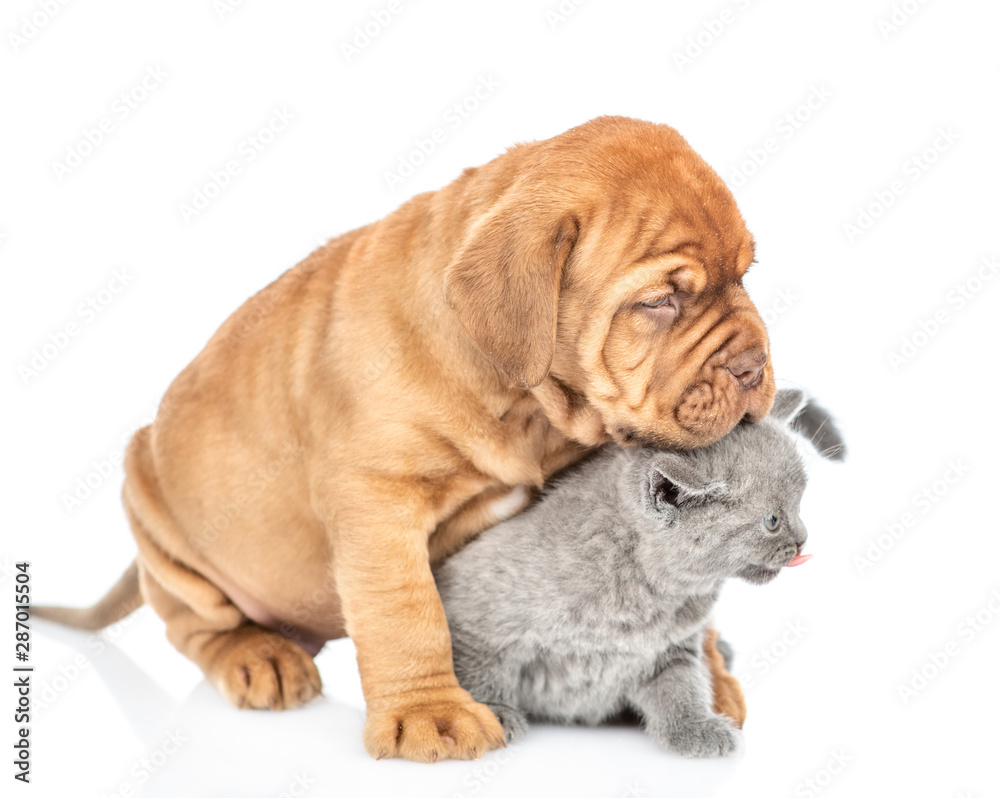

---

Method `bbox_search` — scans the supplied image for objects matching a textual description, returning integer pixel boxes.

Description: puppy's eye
[763,513,781,532]
[641,294,673,309]
[637,294,678,324]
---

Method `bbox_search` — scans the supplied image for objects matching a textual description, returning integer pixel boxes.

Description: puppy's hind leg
[138,562,322,710]
[123,426,321,711]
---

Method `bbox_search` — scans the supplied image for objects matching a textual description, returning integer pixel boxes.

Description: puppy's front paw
[364,689,506,763]
[485,702,528,744]
[663,715,740,758]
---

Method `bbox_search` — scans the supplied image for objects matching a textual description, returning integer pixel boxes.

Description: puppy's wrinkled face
[445,116,775,450]
[552,122,775,449]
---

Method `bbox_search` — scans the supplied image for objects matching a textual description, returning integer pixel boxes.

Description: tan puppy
[36,116,773,762]
[705,627,747,728]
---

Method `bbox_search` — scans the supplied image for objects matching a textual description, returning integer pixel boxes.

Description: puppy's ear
[771,388,846,461]
[444,194,578,389]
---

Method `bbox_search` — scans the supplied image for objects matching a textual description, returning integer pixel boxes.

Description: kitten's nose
[727,348,767,390]
[793,524,808,551]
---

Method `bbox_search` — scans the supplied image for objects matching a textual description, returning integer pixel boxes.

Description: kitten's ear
[648,469,681,517]
[646,453,727,516]
[771,388,846,461]
[769,388,808,423]
[790,401,846,461]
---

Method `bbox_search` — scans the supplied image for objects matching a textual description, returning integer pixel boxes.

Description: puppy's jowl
[37,116,775,762]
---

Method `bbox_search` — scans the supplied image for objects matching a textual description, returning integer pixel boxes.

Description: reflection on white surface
[32,613,742,798]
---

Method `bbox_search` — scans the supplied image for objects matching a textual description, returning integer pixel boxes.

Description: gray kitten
[434,389,843,757]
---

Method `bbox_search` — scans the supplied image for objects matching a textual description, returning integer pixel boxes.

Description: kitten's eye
[763,513,781,532]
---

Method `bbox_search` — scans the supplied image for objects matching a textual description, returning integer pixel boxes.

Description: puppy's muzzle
[726,347,767,390]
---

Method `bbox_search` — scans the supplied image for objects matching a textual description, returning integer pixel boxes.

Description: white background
[3,0,999,796]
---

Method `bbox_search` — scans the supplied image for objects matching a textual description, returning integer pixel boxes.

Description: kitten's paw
[485,703,528,744]
[664,715,740,758]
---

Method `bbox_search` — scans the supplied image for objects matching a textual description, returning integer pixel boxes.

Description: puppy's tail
[32,559,143,631]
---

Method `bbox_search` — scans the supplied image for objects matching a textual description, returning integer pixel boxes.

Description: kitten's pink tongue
[786,554,813,567]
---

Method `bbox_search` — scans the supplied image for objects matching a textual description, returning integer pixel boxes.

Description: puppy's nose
[727,347,767,389]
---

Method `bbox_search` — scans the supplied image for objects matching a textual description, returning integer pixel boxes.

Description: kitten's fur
[434,389,843,757]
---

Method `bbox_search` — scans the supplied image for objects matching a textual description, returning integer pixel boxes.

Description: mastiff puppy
[37,116,775,762]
